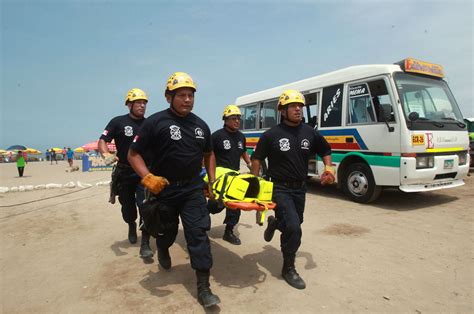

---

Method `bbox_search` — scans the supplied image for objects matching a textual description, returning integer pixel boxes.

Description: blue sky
[1,0,473,152]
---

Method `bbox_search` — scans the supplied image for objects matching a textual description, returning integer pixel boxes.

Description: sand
[0,161,472,313]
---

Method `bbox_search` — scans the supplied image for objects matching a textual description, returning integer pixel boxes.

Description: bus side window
[261,100,277,129]
[242,104,257,130]
[368,79,395,122]
[350,97,373,123]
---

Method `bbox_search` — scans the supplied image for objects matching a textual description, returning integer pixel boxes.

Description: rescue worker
[251,89,335,290]
[211,105,251,245]
[128,72,220,307]
[98,88,153,259]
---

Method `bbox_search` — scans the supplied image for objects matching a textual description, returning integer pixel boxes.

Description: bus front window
[394,72,464,130]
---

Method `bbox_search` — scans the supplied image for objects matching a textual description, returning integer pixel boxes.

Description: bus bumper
[400,155,469,192]
[399,179,465,192]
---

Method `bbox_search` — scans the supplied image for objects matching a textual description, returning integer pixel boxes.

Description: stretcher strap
[253,200,268,224]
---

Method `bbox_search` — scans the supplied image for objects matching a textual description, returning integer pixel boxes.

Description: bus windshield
[394,72,464,130]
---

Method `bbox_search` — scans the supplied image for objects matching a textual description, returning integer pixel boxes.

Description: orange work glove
[141,173,170,195]
[320,165,336,186]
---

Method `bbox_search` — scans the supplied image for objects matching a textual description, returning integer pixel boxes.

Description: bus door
[320,78,401,202]
[302,90,320,128]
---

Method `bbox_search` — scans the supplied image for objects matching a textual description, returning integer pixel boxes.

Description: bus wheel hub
[349,172,368,195]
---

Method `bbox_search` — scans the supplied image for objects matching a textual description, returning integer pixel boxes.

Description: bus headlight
[416,156,434,169]
[458,152,467,165]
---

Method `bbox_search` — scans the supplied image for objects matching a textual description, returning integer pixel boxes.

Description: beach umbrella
[82,141,98,151]
[0,149,7,154]
[25,147,42,154]
[6,145,27,151]
[74,147,86,153]
[82,140,116,152]
[51,147,63,153]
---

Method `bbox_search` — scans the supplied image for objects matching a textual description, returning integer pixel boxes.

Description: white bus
[236,58,470,203]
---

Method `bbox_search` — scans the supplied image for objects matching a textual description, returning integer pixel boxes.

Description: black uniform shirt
[212,128,246,171]
[130,108,212,181]
[252,123,331,181]
[100,114,145,166]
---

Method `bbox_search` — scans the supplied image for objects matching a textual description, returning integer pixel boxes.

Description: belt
[168,177,195,187]
[270,178,305,189]
[116,162,132,169]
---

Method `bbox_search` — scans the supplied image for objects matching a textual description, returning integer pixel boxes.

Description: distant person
[50,149,57,164]
[212,105,252,245]
[45,149,51,162]
[22,151,28,164]
[62,147,67,159]
[16,150,25,177]
[99,88,152,259]
[66,148,74,167]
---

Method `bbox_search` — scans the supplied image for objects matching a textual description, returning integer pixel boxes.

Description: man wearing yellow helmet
[251,89,334,290]
[98,88,153,259]
[128,72,220,308]
[211,104,252,245]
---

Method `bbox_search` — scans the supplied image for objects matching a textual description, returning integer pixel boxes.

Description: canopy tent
[6,145,27,151]
[82,140,116,152]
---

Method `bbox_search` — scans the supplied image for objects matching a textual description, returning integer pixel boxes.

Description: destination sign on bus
[398,58,444,78]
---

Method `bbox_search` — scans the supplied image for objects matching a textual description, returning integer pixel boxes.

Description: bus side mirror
[379,105,395,132]
[408,111,419,121]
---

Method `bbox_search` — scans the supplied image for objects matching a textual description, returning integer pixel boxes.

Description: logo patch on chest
[170,125,182,140]
[124,126,133,137]
[223,140,231,150]
[195,128,204,139]
[279,138,290,151]
[301,139,310,150]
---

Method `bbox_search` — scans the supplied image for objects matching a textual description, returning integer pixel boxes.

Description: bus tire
[342,162,381,203]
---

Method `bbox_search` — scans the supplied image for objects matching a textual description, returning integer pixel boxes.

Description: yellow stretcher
[204,167,276,224]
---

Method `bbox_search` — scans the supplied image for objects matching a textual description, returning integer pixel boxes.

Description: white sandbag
[46,183,63,189]
[77,181,92,188]
[63,181,76,188]
[10,186,19,192]
[34,185,46,190]
[0,187,9,193]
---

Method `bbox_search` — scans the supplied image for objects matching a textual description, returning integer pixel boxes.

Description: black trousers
[117,169,144,224]
[17,167,24,177]
[272,183,306,258]
[223,207,241,227]
[155,177,212,271]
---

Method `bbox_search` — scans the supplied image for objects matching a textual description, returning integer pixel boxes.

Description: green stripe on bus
[317,152,401,167]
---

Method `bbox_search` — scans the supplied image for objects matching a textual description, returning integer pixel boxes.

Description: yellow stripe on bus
[324,135,356,143]
[425,147,464,153]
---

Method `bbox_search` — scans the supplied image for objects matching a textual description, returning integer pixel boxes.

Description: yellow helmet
[222,105,241,120]
[166,72,196,93]
[125,88,148,105]
[278,89,305,108]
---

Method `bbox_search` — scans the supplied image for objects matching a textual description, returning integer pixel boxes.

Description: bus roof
[235,64,403,105]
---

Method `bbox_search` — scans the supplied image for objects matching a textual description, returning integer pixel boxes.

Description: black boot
[196,270,221,307]
[157,247,172,270]
[139,231,153,258]
[223,227,241,245]
[281,255,306,290]
[128,222,137,244]
[264,216,278,242]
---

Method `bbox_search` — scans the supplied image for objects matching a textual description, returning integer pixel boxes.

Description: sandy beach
[0,161,472,313]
